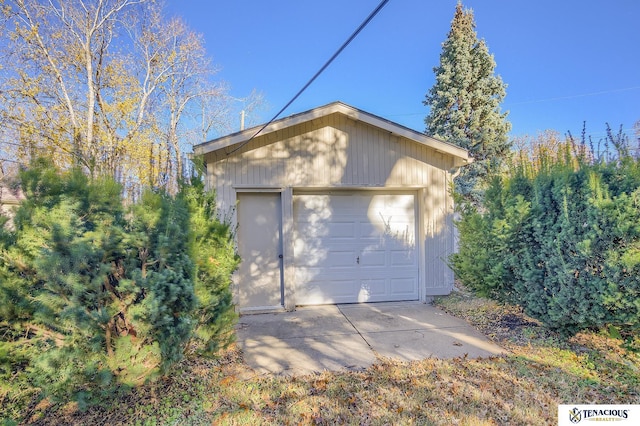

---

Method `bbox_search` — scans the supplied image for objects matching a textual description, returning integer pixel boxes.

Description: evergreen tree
[180,176,239,356]
[0,159,131,403]
[0,158,238,407]
[424,2,511,205]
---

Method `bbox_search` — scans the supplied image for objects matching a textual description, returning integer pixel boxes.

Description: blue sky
[166,0,639,142]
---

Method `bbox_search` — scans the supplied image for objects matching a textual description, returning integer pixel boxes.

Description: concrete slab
[337,302,473,331]
[359,327,505,361]
[338,302,504,361]
[240,335,376,376]
[236,305,376,375]
[235,302,505,376]
[237,305,356,339]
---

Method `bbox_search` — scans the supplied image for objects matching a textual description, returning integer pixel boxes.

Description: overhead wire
[0,158,24,165]
[225,0,391,156]
[386,85,640,119]
[507,85,640,106]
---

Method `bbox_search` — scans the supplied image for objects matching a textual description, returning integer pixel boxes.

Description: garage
[193,102,470,311]
[293,192,418,305]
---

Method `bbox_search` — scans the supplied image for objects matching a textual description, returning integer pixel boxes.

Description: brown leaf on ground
[6,286,640,426]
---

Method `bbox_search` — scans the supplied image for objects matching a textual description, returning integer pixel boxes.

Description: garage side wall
[205,112,457,296]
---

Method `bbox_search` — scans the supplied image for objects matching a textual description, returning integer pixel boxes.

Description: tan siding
[350,116,358,185]
[207,116,457,295]
[363,123,370,183]
[423,164,456,294]
[209,119,454,191]
[383,134,391,185]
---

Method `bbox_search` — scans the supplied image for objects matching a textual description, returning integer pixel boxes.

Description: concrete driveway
[236,302,505,376]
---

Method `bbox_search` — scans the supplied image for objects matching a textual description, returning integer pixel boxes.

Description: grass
[3,288,639,425]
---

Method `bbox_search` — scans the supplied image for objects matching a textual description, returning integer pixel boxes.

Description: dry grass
[3,289,639,425]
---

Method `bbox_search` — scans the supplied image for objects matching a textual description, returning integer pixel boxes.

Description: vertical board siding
[205,115,457,293]
[424,158,456,294]
[206,113,453,215]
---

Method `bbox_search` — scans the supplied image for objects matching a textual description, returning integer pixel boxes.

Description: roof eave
[193,101,470,164]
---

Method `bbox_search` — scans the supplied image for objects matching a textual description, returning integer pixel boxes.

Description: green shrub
[0,159,238,407]
[180,176,239,356]
[452,137,640,336]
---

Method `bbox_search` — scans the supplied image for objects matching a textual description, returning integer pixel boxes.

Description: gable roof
[193,101,470,168]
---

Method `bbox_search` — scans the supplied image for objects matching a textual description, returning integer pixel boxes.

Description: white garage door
[293,192,418,305]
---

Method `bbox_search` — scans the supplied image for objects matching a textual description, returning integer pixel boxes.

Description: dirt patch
[498,313,540,330]
[433,287,560,348]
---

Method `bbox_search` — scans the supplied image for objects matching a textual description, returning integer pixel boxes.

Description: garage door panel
[391,249,417,266]
[358,222,381,238]
[389,277,418,295]
[294,192,419,305]
[359,223,415,244]
[294,194,331,216]
[358,267,417,276]
[359,249,386,266]
[301,263,360,279]
[329,222,356,237]
[295,221,357,240]
[298,221,356,235]
[359,279,387,296]
[317,250,357,268]
[295,249,357,268]
[328,250,358,267]
[301,280,360,305]
[359,249,417,268]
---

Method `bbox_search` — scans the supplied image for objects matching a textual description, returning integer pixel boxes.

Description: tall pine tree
[424,2,511,206]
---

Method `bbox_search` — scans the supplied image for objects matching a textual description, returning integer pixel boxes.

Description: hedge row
[452,142,640,335]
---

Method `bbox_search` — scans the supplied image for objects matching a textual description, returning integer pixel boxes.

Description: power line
[507,85,640,106]
[225,0,391,156]
[386,85,640,119]
[0,140,56,150]
[0,158,26,165]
